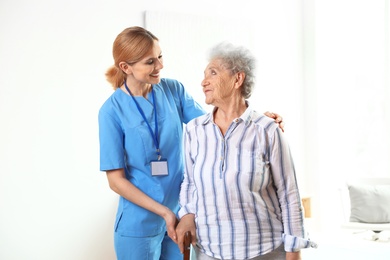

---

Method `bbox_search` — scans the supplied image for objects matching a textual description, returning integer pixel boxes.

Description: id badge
[150,159,169,176]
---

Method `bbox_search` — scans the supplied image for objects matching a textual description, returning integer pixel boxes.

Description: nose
[201,77,208,87]
[155,58,164,70]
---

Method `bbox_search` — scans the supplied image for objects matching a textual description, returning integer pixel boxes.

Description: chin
[149,76,161,84]
[204,96,211,104]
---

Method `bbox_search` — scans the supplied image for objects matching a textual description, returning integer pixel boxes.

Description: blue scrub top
[99,78,205,237]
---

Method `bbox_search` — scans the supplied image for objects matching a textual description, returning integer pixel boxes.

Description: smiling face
[129,40,164,85]
[119,40,164,86]
[201,58,240,106]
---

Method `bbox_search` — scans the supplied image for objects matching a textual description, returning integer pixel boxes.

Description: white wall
[0,1,304,259]
[315,0,390,233]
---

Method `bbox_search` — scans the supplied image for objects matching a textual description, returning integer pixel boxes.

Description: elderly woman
[175,42,315,260]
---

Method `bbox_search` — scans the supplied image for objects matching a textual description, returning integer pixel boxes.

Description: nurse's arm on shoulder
[264,111,285,132]
[106,168,178,240]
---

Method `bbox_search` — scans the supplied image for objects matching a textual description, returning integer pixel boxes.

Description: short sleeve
[98,109,125,171]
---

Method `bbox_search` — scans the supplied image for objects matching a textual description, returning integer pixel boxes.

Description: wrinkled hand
[162,209,179,242]
[175,214,196,253]
[264,111,285,132]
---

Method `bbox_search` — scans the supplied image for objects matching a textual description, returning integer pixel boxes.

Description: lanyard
[124,81,161,160]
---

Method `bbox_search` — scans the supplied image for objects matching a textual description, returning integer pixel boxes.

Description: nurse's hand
[264,111,285,132]
[162,207,179,242]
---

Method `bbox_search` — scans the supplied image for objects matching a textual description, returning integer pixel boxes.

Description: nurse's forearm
[106,168,178,240]
[106,169,172,217]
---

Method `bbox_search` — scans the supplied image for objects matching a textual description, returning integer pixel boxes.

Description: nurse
[98,26,284,260]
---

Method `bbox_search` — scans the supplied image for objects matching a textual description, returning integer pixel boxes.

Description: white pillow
[348,184,390,223]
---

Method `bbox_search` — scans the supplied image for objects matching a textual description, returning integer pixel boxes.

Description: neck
[122,80,152,98]
[213,98,247,135]
[214,98,247,121]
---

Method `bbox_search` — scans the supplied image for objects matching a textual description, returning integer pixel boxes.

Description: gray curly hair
[207,42,256,99]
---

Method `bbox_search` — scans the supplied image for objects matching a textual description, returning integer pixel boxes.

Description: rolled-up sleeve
[270,128,317,251]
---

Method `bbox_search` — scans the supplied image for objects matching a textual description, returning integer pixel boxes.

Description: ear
[234,71,245,89]
[119,62,132,75]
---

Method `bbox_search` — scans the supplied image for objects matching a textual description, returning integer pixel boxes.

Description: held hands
[264,111,285,132]
[174,214,197,254]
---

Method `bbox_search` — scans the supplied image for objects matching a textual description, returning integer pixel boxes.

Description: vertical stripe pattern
[178,106,310,259]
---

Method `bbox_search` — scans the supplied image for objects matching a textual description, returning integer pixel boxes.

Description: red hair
[105,26,159,89]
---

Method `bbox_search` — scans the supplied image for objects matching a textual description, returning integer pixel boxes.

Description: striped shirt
[178,106,314,259]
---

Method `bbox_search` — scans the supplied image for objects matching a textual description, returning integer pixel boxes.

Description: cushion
[348,184,390,223]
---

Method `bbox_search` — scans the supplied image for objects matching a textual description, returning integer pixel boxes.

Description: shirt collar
[202,100,254,126]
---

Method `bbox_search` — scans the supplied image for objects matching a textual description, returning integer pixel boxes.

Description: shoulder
[249,110,286,152]
[99,89,125,117]
[250,110,279,133]
[158,78,184,90]
[153,78,186,100]
[185,113,210,131]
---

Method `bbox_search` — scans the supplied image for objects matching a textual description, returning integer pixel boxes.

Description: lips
[150,70,160,77]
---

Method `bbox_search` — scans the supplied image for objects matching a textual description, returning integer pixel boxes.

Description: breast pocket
[238,149,266,174]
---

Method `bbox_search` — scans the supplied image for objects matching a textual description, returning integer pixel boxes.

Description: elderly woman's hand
[175,214,196,253]
[264,111,285,132]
